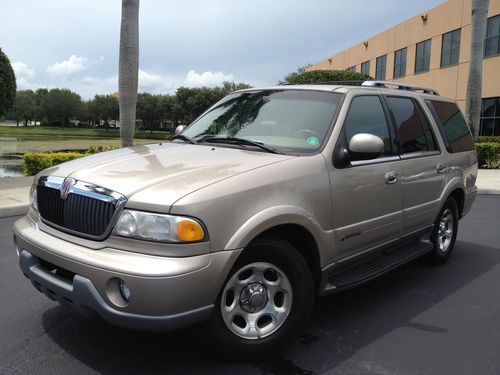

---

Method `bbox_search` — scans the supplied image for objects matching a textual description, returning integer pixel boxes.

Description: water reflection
[0,165,23,177]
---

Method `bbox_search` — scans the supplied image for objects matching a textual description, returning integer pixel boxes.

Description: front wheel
[208,236,314,359]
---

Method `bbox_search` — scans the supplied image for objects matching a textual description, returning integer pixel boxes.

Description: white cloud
[138,69,165,89]
[184,70,233,87]
[12,61,38,89]
[74,68,236,99]
[47,54,89,77]
[12,61,36,80]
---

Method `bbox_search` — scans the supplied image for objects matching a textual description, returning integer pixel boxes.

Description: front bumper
[14,214,242,331]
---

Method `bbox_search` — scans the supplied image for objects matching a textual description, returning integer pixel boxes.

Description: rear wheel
[424,197,459,264]
[208,236,314,359]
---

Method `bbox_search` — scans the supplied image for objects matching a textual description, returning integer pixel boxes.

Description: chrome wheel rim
[220,262,293,340]
[438,208,454,253]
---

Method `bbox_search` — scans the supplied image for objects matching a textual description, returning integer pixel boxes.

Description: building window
[393,48,407,78]
[441,28,461,67]
[361,60,370,75]
[415,39,432,73]
[485,15,500,57]
[346,65,356,72]
[480,97,500,136]
[375,55,386,80]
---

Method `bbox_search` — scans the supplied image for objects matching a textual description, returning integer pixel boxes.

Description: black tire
[208,236,314,360]
[424,197,459,265]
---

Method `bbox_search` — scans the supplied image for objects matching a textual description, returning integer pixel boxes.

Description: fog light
[119,279,131,302]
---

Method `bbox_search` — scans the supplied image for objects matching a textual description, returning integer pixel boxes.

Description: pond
[0,135,157,177]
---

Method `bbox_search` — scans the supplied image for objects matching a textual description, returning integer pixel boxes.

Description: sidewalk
[1,170,500,218]
[0,176,32,218]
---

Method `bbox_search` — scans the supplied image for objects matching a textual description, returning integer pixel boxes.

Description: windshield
[182,90,342,153]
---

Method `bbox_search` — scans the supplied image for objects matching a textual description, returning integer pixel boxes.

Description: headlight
[113,209,206,243]
[29,184,38,211]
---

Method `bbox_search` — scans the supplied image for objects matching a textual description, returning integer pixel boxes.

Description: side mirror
[348,133,384,161]
[175,125,186,135]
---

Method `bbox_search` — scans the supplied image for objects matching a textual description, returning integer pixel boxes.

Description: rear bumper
[13,214,242,331]
[462,186,477,218]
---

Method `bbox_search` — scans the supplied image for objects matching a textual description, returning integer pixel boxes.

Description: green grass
[0,125,171,140]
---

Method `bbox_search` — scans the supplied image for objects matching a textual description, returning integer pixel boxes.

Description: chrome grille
[36,176,126,240]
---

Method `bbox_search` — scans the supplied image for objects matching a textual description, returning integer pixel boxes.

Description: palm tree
[465,0,489,140]
[118,0,140,147]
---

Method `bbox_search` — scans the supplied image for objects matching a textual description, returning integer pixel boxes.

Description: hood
[40,142,293,212]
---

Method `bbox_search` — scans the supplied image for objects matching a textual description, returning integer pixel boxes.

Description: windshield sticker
[307,136,319,145]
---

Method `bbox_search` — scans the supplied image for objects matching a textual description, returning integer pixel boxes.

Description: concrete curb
[477,189,500,195]
[0,204,29,218]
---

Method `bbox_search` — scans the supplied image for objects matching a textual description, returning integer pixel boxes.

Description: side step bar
[321,240,433,294]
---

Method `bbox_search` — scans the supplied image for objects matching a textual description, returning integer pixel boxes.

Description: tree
[136,93,162,132]
[10,90,36,126]
[91,94,119,130]
[43,89,82,127]
[280,69,372,84]
[118,0,140,147]
[34,88,49,125]
[465,0,489,140]
[174,82,252,124]
[0,48,16,117]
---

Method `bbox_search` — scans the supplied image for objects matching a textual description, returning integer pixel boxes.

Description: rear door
[385,95,446,235]
[330,94,403,260]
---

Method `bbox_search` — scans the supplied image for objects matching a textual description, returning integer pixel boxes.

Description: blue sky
[1,0,445,98]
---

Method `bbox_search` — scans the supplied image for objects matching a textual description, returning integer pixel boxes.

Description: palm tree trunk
[118,0,140,147]
[465,0,489,140]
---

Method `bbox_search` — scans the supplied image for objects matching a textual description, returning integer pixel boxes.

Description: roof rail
[361,80,439,95]
[280,80,364,86]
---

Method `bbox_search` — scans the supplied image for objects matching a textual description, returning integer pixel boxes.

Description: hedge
[475,142,500,168]
[476,136,500,143]
[22,152,85,176]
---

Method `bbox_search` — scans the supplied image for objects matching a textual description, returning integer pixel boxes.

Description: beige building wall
[307,0,500,113]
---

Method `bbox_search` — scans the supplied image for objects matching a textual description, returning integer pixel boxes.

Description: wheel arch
[249,224,322,292]
[224,206,325,292]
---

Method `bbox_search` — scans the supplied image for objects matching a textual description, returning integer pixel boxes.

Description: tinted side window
[387,96,435,154]
[425,100,475,153]
[344,96,392,155]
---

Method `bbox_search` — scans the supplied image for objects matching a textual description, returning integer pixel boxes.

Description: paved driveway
[1,196,499,374]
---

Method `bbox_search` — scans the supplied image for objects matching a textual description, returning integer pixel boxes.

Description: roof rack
[280,80,364,86]
[361,80,439,95]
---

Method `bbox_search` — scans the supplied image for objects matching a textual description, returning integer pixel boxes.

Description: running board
[321,240,433,294]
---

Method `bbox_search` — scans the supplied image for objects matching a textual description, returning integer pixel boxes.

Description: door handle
[385,171,398,184]
[437,163,447,174]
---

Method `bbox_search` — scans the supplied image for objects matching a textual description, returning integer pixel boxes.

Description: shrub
[87,145,116,154]
[482,158,500,169]
[476,136,500,143]
[475,142,500,168]
[22,152,84,176]
[281,69,373,85]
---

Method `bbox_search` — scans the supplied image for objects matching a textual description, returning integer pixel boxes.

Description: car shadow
[41,240,500,374]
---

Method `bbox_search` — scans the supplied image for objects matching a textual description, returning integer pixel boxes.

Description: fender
[224,205,333,264]
[438,173,466,214]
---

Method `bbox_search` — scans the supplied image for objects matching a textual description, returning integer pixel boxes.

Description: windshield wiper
[201,137,282,154]
[171,134,196,144]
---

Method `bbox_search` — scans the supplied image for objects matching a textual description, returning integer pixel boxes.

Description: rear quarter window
[425,100,475,153]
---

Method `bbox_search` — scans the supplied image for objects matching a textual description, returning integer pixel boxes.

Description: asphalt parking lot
[1,195,499,375]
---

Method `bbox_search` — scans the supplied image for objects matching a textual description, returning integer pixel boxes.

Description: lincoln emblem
[60,178,76,200]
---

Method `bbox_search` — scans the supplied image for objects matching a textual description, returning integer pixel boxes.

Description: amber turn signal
[177,219,205,242]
